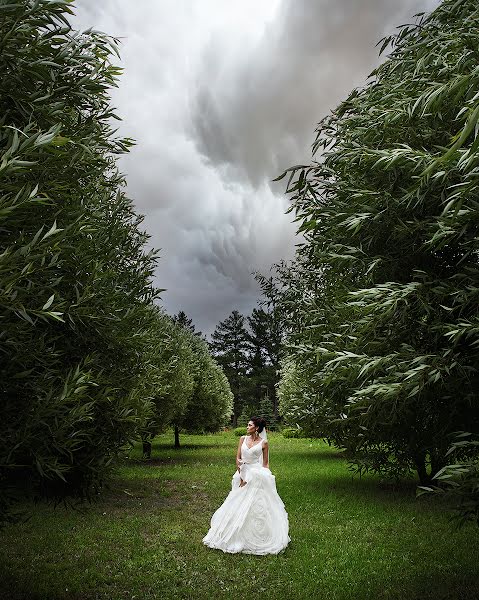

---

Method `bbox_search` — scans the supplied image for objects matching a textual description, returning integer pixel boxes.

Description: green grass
[1,432,478,600]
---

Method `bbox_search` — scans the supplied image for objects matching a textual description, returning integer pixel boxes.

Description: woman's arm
[236,436,244,472]
[262,441,269,468]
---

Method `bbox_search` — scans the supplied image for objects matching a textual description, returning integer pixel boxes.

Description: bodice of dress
[241,437,264,465]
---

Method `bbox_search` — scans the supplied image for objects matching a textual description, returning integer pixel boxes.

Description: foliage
[210,310,249,425]
[177,334,234,437]
[245,307,283,419]
[275,0,479,491]
[172,309,203,338]
[418,433,479,526]
[281,428,304,439]
[141,317,233,448]
[139,310,196,440]
[211,304,285,425]
[233,427,247,437]
[277,357,318,433]
[0,0,163,518]
[258,395,277,430]
[236,407,250,427]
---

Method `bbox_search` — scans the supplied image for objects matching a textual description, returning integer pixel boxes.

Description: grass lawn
[0,432,478,600]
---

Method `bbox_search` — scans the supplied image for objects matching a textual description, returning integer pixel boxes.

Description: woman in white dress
[203,417,290,555]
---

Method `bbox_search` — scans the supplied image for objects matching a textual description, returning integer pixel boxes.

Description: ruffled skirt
[202,464,290,555]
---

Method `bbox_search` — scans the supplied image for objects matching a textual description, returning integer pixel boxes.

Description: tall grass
[0,432,477,599]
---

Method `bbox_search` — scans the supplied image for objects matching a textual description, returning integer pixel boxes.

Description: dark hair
[250,416,266,433]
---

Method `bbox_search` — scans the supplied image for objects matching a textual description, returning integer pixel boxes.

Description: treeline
[0,1,231,524]
[209,303,283,428]
[270,0,479,523]
[172,305,284,430]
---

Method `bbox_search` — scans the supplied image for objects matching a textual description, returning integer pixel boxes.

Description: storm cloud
[72,0,440,336]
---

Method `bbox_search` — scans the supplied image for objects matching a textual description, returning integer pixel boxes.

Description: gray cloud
[72,0,440,336]
[191,0,440,188]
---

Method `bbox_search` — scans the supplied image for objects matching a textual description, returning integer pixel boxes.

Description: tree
[139,310,196,454]
[172,310,203,338]
[140,317,233,449]
[246,307,283,420]
[237,407,250,427]
[210,310,249,425]
[276,0,479,492]
[177,335,233,444]
[0,1,161,520]
[258,394,277,430]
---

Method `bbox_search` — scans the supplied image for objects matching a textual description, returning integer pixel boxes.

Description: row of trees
[209,305,283,427]
[143,310,232,450]
[271,0,478,521]
[0,1,232,524]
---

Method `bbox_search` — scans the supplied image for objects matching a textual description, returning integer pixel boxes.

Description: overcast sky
[72,0,440,336]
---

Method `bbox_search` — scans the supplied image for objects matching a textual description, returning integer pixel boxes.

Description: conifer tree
[246,307,283,419]
[210,310,249,425]
[259,394,277,431]
[172,310,203,337]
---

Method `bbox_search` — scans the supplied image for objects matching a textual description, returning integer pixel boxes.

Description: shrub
[233,427,247,437]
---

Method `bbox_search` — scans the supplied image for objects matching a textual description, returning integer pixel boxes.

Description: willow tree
[176,334,234,445]
[0,0,161,520]
[276,0,479,491]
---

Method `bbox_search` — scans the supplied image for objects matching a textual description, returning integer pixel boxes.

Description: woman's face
[246,420,257,435]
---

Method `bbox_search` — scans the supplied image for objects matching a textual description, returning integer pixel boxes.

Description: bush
[233,427,247,437]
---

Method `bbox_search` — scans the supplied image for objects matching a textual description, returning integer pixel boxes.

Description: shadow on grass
[96,476,211,513]
[307,472,418,496]
[124,453,227,468]
[1,551,478,600]
[296,472,461,516]
[281,448,349,462]
[364,568,479,600]
[173,443,232,450]
[0,571,52,600]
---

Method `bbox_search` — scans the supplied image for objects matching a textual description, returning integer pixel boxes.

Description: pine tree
[172,310,203,337]
[237,407,250,427]
[259,394,276,431]
[246,308,283,419]
[210,310,249,425]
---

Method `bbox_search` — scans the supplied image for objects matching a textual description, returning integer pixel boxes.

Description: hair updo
[250,416,266,433]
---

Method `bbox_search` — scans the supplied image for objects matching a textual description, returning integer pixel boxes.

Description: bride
[203,417,290,555]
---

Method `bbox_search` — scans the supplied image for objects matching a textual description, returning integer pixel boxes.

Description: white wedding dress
[202,437,290,555]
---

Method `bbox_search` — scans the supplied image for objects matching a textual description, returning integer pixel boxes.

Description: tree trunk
[430,452,445,480]
[142,440,151,459]
[414,452,430,485]
[272,362,279,419]
[272,389,278,420]
[174,425,180,448]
